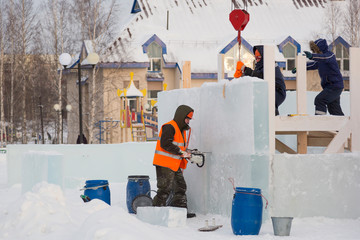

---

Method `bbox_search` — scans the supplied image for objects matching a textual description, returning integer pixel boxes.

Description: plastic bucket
[126,175,151,213]
[83,180,111,205]
[231,187,263,235]
[271,217,293,236]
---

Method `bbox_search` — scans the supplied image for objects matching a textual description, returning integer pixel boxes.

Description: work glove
[303,51,313,59]
[234,61,246,78]
[291,68,296,74]
[181,150,191,159]
[189,155,204,165]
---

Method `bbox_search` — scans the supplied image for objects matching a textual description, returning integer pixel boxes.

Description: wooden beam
[308,131,336,138]
[297,132,307,154]
[324,119,351,153]
[276,116,349,132]
[296,55,307,114]
[307,137,333,146]
[350,48,360,151]
[264,45,275,155]
[217,54,224,82]
[275,138,296,154]
[182,61,191,88]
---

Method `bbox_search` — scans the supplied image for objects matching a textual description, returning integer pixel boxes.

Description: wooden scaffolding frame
[264,46,360,154]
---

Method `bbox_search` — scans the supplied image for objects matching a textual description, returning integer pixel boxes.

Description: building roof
[96,0,348,74]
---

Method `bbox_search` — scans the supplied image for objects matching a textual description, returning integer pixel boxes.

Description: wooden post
[264,45,275,155]
[296,54,307,154]
[350,47,360,151]
[182,61,191,88]
[217,54,225,81]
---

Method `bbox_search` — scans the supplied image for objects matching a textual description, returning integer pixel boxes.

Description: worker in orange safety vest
[152,104,196,218]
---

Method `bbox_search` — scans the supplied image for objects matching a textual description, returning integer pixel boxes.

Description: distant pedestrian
[76,134,88,144]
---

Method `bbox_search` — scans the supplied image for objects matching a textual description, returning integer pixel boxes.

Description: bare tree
[16,0,36,143]
[72,0,119,143]
[324,0,343,50]
[0,1,5,147]
[343,0,360,47]
[5,0,18,144]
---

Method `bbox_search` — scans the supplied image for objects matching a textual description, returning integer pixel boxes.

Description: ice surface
[272,152,360,218]
[158,78,269,217]
[136,206,187,227]
[21,151,63,193]
[1,180,359,240]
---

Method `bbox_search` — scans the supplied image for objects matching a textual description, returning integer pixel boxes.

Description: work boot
[187,212,196,218]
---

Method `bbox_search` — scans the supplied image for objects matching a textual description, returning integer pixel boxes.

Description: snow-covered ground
[0,153,359,240]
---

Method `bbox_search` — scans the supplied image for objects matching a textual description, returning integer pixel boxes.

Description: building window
[147,42,162,72]
[146,90,161,111]
[224,44,254,74]
[335,44,349,71]
[282,42,296,71]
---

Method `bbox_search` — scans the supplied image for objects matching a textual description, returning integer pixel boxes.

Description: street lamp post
[59,52,99,144]
[54,103,72,144]
[59,53,72,143]
[39,96,45,144]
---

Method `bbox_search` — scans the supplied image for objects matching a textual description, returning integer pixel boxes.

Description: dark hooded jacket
[160,105,194,156]
[243,45,287,93]
[306,38,344,89]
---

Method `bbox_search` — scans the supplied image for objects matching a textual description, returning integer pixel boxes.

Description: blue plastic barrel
[126,175,151,213]
[231,187,263,235]
[83,180,111,205]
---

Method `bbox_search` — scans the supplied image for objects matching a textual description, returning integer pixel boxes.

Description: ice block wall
[158,78,269,216]
[7,142,156,189]
[272,153,360,218]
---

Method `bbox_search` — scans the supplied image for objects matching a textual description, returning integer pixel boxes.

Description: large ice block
[136,207,187,227]
[158,77,269,217]
[7,142,156,189]
[21,151,63,193]
[272,152,360,218]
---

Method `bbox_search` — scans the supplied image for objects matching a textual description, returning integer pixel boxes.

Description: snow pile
[0,181,358,240]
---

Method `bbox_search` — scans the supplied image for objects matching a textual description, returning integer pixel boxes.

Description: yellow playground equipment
[117,72,158,142]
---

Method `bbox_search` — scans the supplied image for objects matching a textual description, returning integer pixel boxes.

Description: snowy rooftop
[98,0,346,73]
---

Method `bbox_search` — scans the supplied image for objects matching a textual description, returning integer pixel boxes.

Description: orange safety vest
[153,120,188,171]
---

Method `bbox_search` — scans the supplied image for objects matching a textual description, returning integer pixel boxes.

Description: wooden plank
[296,55,307,114]
[275,138,296,154]
[324,119,351,153]
[275,116,349,132]
[183,61,191,88]
[350,48,360,151]
[217,54,224,81]
[297,132,307,154]
[308,131,336,137]
[264,45,275,155]
[307,137,333,146]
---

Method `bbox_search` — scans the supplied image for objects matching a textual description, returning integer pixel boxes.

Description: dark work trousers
[314,88,344,116]
[152,166,187,208]
[275,88,286,116]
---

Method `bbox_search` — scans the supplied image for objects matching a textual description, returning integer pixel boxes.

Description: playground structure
[117,72,158,143]
[95,118,120,144]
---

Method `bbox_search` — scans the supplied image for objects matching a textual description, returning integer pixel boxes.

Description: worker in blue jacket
[304,38,344,115]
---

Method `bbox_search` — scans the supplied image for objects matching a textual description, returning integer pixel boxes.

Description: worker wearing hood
[152,105,196,218]
[304,38,344,115]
